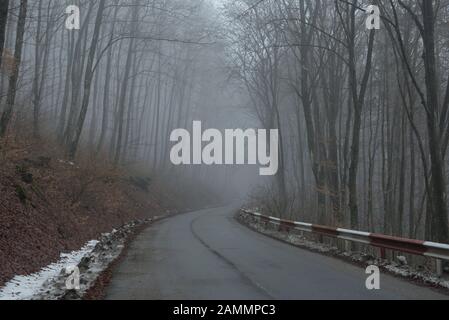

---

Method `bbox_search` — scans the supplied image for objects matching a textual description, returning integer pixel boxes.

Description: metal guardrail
[241,209,449,275]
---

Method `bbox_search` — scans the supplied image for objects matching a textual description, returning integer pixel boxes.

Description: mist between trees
[0,0,252,201]
[224,0,449,244]
[0,0,449,244]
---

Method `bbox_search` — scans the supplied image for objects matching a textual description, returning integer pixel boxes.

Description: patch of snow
[0,240,98,300]
[0,215,170,300]
[397,255,408,265]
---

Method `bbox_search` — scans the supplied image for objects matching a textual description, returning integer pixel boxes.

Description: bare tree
[0,0,9,68]
[0,0,28,137]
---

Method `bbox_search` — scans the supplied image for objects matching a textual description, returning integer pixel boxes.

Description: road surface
[105,207,448,300]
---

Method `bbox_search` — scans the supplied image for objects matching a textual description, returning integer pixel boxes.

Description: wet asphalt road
[105,207,448,300]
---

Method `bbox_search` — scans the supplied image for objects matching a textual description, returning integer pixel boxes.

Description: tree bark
[0,0,9,68]
[68,0,106,159]
[0,0,27,137]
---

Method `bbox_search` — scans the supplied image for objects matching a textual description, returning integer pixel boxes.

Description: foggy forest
[1,0,449,248]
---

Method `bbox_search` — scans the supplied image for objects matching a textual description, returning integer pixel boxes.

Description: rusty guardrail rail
[241,209,449,276]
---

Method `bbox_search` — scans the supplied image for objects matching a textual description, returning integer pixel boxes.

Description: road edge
[235,210,449,296]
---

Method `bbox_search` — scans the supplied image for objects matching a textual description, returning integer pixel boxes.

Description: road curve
[105,207,448,300]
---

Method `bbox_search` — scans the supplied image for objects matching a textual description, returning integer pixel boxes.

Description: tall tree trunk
[68,0,106,159]
[347,2,376,228]
[114,5,138,166]
[0,0,27,137]
[0,0,9,68]
[97,3,119,153]
[421,0,449,243]
[57,31,75,141]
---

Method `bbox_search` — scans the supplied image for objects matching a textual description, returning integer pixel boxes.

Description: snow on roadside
[0,216,164,300]
[0,240,98,300]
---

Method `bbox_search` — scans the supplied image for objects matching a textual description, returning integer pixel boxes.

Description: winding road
[105,207,448,300]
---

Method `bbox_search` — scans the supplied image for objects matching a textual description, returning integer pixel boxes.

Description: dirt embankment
[0,136,185,287]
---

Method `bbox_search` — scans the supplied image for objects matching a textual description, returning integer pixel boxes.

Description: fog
[0,0,270,207]
[2,0,449,243]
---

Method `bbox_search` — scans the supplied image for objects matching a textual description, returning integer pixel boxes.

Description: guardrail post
[380,248,386,260]
[436,259,443,278]
[345,240,351,253]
